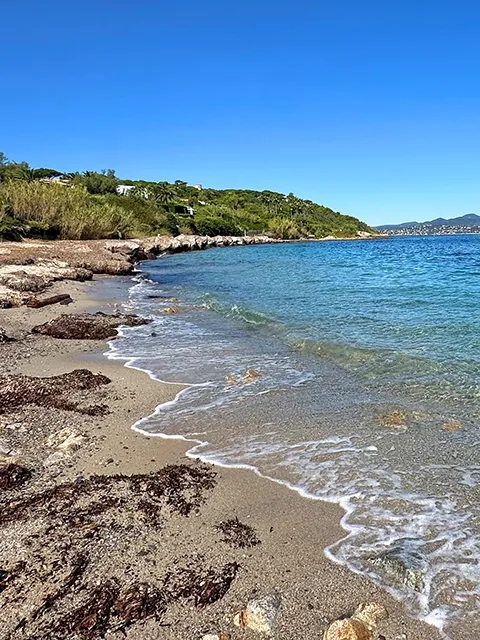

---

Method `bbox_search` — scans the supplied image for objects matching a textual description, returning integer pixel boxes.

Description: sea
[106,235,480,639]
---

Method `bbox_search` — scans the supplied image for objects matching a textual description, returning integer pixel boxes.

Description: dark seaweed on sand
[32,312,149,340]
[0,463,32,491]
[0,369,111,415]
[216,516,261,548]
[0,465,240,640]
[165,561,240,608]
[0,464,216,525]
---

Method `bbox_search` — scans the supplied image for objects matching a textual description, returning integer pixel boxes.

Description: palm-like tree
[17,168,37,183]
[155,182,176,205]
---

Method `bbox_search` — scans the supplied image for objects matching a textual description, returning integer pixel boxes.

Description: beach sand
[0,276,444,639]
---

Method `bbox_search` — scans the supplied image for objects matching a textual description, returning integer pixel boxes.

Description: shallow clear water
[108,236,480,639]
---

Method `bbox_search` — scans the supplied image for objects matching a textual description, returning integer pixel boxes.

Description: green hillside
[0,154,373,240]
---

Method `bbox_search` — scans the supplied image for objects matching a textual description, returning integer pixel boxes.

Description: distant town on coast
[375,213,480,235]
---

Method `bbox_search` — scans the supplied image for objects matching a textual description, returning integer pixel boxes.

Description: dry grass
[0,182,143,240]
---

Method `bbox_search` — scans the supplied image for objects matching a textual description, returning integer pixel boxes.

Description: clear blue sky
[2,1,479,225]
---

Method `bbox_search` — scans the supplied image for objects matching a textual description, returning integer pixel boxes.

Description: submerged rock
[440,420,462,432]
[367,538,427,592]
[323,602,388,640]
[233,591,282,635]
[32,312,149,340]
[243,369,262,382]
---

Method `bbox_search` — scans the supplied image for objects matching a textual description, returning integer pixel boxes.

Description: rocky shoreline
[0,234,278,307]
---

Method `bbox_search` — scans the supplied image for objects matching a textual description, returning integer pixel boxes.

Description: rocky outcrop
[0,235,277,306]
[147,234,278,256]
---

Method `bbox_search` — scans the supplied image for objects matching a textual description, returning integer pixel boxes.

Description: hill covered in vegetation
[0,153,373,241]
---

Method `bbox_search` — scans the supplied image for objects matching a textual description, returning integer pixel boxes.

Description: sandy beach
[0,267,444,639]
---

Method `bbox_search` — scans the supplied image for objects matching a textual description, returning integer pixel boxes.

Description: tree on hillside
[32,168,64,180]
[17,168,37,183]
[174,180,188,198]
[0,153,33,183]
[154,182,176,205]
[75,169,118,194]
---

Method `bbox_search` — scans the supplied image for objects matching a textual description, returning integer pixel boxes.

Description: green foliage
[0,150,375,240]
[74,169,118,194]
[267,217,301,239]
[32,168,64,180]
[189,205,242,236]
[0,154,30,183]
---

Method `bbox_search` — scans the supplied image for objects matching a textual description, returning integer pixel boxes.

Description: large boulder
[323,602,388,640]
[233,591,282,635]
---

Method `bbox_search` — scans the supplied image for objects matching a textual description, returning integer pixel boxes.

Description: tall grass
[267,217,302,239]
[0,182,144,240]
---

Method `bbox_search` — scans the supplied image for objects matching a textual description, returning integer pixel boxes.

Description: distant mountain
[376,213,480,231]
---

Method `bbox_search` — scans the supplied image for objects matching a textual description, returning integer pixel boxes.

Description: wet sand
[0,276,444,639]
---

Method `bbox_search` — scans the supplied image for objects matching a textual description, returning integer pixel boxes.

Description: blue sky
[1,1,479,225]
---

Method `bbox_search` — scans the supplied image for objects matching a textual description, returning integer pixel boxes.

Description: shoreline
[0,264,445,638]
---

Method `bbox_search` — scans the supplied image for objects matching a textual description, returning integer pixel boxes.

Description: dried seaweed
[166,562,240,607]
[31,554,89,622]
[113,582,167,629]
[0,369,111,415]
[134,463,217,516]
[32,312,150,340]
[215,516,261,548]
[0,464,216,525]
[60,580,119,639]
[1,465,220,639]
[136,498,162,525]
[0,463,32,491]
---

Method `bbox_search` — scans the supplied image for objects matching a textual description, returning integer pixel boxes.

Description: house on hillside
[116,185,135,196]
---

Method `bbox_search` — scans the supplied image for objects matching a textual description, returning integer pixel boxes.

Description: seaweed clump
[0,465,230,640]
[0,463,32,491]
[215,516,261,548]
[166,561,240,607]
[32,312,149,340]
[0,369,111,415]
[56,581,167,639]
[0,464,216,526]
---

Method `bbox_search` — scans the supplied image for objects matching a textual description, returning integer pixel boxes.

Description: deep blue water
[108,235,480,639]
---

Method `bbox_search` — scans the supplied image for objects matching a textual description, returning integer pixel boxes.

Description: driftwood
[26,294,73,309]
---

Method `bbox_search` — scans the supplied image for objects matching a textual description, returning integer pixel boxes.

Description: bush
[267,217,302,239]
[192,205,242,236]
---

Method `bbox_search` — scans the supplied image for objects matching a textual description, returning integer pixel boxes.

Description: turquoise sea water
[108,235,480,639]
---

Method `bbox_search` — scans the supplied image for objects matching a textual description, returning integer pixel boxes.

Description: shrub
[267,217,301,239]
